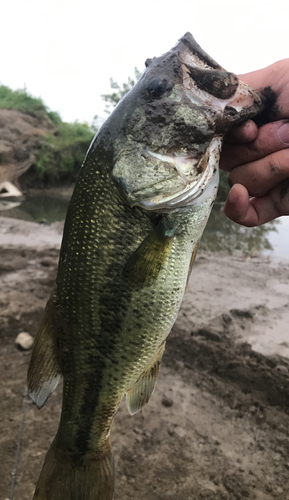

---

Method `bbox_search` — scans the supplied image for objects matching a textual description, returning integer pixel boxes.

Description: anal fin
[27,293,61,409]
[126,342,165,415]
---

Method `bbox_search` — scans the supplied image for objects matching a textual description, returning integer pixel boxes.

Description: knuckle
[268,149,289,176]
[246,130,271,158]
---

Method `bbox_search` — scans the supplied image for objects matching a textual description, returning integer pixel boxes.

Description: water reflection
[0,200,22,211]
[0,195,69,223]
[200,204,279,257]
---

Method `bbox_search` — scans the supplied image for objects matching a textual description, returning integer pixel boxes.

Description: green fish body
[28,33,266,500]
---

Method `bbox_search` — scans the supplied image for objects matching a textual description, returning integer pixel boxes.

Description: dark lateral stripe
[74,354,107,455]
[74,260,133,455]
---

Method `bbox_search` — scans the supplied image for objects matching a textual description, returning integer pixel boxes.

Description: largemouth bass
[28,33,266,500]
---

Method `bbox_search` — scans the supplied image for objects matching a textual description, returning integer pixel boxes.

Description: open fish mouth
[112,32,266,214]
[130,136,221,210]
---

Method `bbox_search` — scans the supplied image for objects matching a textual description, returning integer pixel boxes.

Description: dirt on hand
[1,216,289,500]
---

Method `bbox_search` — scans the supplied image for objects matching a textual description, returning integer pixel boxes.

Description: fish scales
[57,164,199,452]
[28,32,267,500]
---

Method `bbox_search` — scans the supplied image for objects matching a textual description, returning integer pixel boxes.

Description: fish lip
[129,136,221,211]
[181,68,265,124]
[177,45,265,125]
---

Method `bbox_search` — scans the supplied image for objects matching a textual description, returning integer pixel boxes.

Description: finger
[220,120,289,171]
[224,181,289,226]
[229,147,289,197]
[224,184,257,226]
[224,120,258,144]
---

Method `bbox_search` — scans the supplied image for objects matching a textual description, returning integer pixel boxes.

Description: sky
[1,0,289,124]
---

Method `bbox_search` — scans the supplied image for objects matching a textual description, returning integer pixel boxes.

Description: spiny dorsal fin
[126,342,166,415]
[124,219,175,285]
[27,293,61,409]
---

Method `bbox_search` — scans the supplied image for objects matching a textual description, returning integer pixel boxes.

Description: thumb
[239,65,278,91]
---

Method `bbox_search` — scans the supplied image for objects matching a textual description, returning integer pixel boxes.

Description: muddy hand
[220,60,289,226]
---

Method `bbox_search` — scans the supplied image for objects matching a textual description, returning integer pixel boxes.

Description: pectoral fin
[27,294,61,409]
[126,342,166,415]
[124,219,175,285]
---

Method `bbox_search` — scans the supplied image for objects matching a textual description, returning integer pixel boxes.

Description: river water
[0,195,288,259]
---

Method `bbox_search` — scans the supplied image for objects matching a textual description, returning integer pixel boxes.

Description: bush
[0,85,57,120]
[33,121,94,184]
[0,84,94,186]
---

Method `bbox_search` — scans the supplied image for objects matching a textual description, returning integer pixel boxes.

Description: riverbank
[1,217,289,499]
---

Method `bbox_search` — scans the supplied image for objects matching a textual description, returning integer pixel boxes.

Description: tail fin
[33,438,114,500]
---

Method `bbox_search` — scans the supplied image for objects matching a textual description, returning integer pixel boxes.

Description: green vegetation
[0,85,61,124]
[0,84,94,185]
[101,68,142,115]
[34,122,94,184]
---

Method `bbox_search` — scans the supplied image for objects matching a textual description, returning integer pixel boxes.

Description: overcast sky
[1,0,289,123]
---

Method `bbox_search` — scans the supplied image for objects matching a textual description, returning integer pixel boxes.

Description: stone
[15,332,34,350]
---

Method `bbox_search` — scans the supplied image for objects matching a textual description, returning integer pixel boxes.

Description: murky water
[0,195,69,223]
[0,195,288,258]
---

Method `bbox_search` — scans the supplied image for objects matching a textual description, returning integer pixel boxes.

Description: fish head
[111,33,266,211]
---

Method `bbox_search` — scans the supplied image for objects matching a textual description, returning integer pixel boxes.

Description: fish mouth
[179,52,265,127]
[130,136,221,211]
[113,33,266,214]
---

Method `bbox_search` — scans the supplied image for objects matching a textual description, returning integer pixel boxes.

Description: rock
[161,396,173,408]
[230,308,254,319]
[0,181,23,198]
[276,364,288,374]
[192,327,221,342]
[15,332,34,350]
[40,257,55,267]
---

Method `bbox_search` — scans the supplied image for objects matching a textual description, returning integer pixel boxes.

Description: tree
[92,68,141,131]
[101,68,142,115]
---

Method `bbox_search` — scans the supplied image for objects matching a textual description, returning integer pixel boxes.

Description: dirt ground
[1,216,289,500]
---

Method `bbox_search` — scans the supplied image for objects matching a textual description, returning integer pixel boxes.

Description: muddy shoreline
[1,216,289,499]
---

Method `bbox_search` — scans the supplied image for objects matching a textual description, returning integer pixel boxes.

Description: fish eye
[146,78,168,99]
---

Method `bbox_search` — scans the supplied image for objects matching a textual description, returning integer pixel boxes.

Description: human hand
[220,60,289,226]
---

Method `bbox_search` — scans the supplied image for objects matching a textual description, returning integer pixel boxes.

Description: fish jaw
[111,33,266,213]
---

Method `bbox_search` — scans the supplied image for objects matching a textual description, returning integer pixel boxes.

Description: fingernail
[277,122,289,146]
[228,189,239,204]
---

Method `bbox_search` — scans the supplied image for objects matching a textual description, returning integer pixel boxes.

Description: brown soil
[0,109,54,184]
[1,216,289,500]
